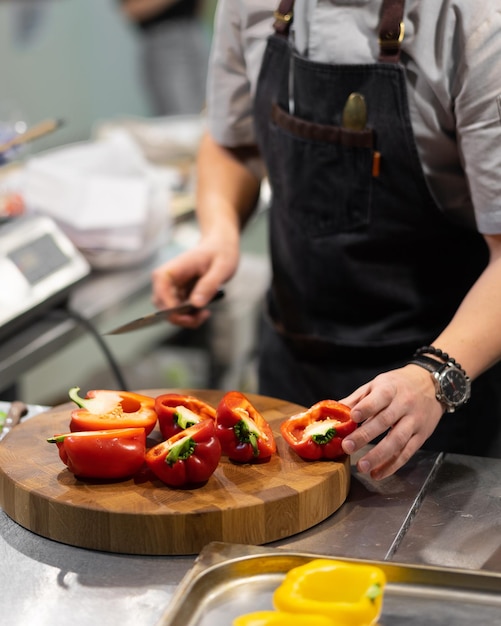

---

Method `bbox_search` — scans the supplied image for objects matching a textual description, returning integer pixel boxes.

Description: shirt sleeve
[454,7,501,234]
[206,0,273,147]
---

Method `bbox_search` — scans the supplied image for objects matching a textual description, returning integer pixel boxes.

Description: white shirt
[206,0,501,234]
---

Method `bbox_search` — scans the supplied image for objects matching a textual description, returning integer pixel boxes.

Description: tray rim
[157,541,501,626]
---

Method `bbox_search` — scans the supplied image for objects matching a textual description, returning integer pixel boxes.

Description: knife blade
[104,288,225,335]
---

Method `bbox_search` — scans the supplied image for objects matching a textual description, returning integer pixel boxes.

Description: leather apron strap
[273,0,406,63]
[273,0,294,36]
[378,0,406,62]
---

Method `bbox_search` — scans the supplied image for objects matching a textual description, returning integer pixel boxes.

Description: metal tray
[157,542,501,626]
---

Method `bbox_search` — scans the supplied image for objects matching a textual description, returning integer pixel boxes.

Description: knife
[104,288,225,335]
[0,401,28,442]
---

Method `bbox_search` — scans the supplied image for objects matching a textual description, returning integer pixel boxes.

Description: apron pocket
[268,103,374,236]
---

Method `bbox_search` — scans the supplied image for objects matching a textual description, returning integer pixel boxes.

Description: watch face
[441,367,471,405]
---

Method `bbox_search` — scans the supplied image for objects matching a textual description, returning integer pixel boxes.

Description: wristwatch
[409,354,471,413]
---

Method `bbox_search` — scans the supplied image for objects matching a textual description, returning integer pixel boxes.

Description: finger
[152,266,183,307]
[167,309,211,329]
[189,278,222,308]
[341,377,398,426]
[342,397,398,455]
[152,257,203,309]
[368,433,423,480]
[339,383,371,411]
[353,416,418,476]
[189,260,233,308]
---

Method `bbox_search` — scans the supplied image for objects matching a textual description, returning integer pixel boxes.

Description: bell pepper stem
[367,582,383,602]
[68,386,85,408]
[234,418,260,457]
[174,406,202,430]
[47,434,66,444]
[166,435,196,466]
[311,428,336,445]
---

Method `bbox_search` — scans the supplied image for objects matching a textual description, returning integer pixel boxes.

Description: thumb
[189,278,225,309]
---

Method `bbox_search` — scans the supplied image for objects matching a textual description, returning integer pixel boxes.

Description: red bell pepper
[47,427,146,479]
[154,393,216,440]
[68,387,157,436]
[145,419,221,487]
[215,391,277,463]
[280,400,356,461]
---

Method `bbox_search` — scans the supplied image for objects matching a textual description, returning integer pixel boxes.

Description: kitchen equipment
[0,214,90,342]
[105,289,225,335]
[158,542,501,626]
[0,401,27,442]
[0,118,64,156]
[0,390,350,555]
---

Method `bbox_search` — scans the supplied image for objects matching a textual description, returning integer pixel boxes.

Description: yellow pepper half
[273,559,386,626]
[233,610,334,626]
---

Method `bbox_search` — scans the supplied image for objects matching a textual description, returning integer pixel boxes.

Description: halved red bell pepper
[154,392,216,440]
[145,419,221,487]
[280,400,356,461]
[68,387,157,436]
[215,391,277,463]
[47,427,146,479]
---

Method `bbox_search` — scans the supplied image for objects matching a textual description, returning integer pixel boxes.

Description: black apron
[253,0,501,456]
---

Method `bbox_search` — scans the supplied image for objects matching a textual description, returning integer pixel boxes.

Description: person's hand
[340,364,444,480]
[151,235,239,328]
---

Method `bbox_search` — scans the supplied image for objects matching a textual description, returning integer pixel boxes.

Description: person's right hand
[152,131,262,328]
[340,364,444,479]
[151,233,239,328]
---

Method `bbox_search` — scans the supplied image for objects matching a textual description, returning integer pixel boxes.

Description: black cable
[48,306,130,391]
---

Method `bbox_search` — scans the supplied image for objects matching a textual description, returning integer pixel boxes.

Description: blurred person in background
[120,0,210,115]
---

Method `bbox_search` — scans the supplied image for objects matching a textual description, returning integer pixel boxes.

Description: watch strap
[413,345,467,376]
[408,355,444,373]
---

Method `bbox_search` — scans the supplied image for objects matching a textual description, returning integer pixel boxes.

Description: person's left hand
[340,364,444,480]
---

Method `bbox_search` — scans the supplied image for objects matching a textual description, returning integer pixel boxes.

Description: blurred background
[0,0,271,407]
[0,0,218,151]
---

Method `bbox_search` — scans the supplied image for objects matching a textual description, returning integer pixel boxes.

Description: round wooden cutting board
[0,390,350,555]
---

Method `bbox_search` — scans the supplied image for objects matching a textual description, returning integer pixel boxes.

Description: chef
[151,0,501,479]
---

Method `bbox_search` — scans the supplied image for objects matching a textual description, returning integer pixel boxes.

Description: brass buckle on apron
[273,10,293,24]
[379,21,405,49]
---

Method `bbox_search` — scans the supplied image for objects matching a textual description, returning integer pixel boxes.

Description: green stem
[68,386,85,408]
[166,436,196,465]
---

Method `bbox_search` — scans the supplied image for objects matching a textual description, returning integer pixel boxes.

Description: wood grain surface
[0,390,350,555]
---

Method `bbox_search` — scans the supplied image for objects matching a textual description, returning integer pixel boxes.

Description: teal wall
[0,0,215,154]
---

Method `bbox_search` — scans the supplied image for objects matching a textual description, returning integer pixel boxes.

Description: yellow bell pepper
[273,559,386,626]
[233,611,334,626]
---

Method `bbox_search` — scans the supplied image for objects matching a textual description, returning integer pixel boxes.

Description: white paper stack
[22,130,178,268]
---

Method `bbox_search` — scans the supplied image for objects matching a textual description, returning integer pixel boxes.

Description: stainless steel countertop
[1,213,500,624]
[1,447,500,626]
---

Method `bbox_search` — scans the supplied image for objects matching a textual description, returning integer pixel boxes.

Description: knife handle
[169,288,225,315]
[207,288,225,307]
